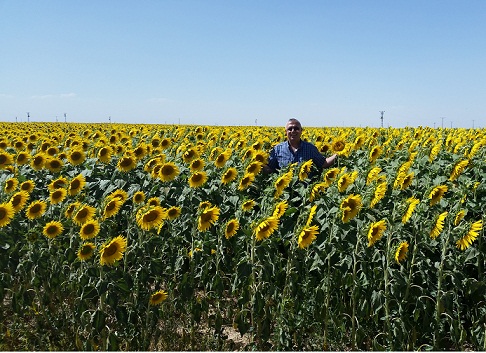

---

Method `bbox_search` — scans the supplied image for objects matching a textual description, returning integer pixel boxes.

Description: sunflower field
[0,122,485,350]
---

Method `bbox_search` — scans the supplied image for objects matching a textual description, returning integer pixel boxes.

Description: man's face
[286,121,302,144]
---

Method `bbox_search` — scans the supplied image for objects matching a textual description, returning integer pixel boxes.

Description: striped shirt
[267,140,326,172]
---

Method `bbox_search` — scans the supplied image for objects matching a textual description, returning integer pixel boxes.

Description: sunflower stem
[434,228,450,350]
[350,224,360,351]
[383,229,393,350]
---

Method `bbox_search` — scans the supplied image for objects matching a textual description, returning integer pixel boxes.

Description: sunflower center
[161,165,175,175]
[0,209,6,219]
[143,210,159,223]
[47,225,58,235]
[121,158,133,167]
[71,180,80,190]
[83,224,95,234]
[103,243,118,257]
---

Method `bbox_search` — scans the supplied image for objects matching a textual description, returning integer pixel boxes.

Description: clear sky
[1,0,485,128]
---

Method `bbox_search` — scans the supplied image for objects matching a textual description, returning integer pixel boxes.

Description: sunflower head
[43,221,64,239]
[77,243,96,261]
[99,236,127,266]
[0,203,15,227]
[149,290,168,306]
[395,241,409,264]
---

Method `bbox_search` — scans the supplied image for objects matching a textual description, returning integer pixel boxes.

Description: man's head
[285,118,302,146]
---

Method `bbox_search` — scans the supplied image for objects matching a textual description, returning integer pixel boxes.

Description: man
[263,118,337,175]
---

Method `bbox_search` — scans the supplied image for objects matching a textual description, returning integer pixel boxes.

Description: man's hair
[287,118,302,128]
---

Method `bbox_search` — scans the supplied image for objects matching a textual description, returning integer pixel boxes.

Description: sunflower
[323,168,340,186]
[0,151,14,169]
[19,180,35,193]
[298,225,319,249]
[309,182,328,202]
[224,219,240,239]
[0,203,15,227]
[97,146,113,163]
[430,211,448,239]
[331,139,346,154]
[252,150,268,165]
[49,188,67,205]
[395,241,409,264]
[273,200,288,219]
[133,144,148,160]
[400,172,414,190]
[103,198,124,219]
[340,194,362,223]
[367,220,387,247]
[188,171,208,188]
[45,157,64,173]
[183,147,199,164]
[337,171,358,193]
[160,138,171,150]
[189,158,205,172]
[366,167,382,185]
[454,209,466,226]
[214,149,232,168]
[402,197,420,224]
[369,145,382,163]
[166,206,181,220]
[25,200,47,220]
[73,204,97,225]
[9,191,30,213]
[4,177,19,193]
[99,235,127,266]
[299,160,314,181]
[158,162,180,182]
[30,153,46,171]
[48,177,68,191]
[246,161,263,176]
[116,155,137,172]
[370,182,387,208]
[109,189,128,203]
[198,206,220,231]
[16,151,30,165]
[64,202,80,219]
[42,221,64,239]
[242,199,256,212]
[429,185,448,206]
[68,174,86,196]
[80,219,101,240]
[221,167,238,185]
[449,159,469,182]
[456,220,483,250]
[199,201,213,210]
[147,197,161,207]
[254,216,279,241]
[67,149,86,166]
[274,171,293,198]
[149,290,168,306]
[238,173,255,191]
[136,206,167,231]
[133,191,146,204]
[77,243,96,261]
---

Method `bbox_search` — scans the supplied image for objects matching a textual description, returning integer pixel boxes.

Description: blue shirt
[267,140,326,172]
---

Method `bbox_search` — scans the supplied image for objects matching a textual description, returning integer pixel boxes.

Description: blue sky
[1,0,485,128]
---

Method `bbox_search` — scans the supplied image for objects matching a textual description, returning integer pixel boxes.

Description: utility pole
[64,113,67,123]
[379,111,385,127]
[440,117,445,128]
[27,112,30,123]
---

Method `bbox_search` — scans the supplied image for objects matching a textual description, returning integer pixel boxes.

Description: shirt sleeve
[309,143,326,169]
[267,146,280,170]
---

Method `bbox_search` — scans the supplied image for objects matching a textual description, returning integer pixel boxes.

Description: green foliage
[1,123,485,350]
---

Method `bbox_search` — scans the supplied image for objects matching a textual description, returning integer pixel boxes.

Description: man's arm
[323,154,338,168]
